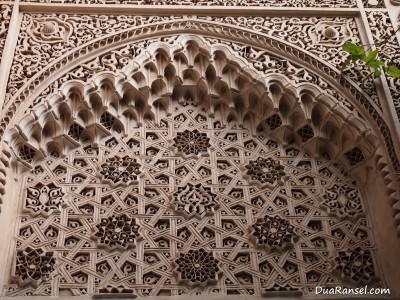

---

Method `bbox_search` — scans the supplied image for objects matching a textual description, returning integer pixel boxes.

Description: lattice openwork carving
[7,93,382,296]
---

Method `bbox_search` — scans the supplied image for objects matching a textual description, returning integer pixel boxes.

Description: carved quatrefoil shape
[100,155,141,185]
[14,247,55,287]
[251,215,295,250]
[94,214,141,250]
[172,183,219,219]
[173,129,210,157]
[175,249,220,286]
[25,182,65,215]
[245,157,286,186]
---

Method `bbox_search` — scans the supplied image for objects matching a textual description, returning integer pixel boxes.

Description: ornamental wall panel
[0,1,400,299]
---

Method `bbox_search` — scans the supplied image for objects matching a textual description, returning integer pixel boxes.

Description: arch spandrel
[0,16,400,299]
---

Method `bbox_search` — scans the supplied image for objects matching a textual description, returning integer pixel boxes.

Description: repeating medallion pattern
[7,99,382,296]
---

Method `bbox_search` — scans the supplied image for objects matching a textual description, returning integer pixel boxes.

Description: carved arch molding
[0,19,400,298]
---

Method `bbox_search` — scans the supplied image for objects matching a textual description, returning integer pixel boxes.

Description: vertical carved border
[0,4,12,60]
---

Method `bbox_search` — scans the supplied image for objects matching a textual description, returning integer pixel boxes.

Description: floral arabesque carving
[19,0,357,7]
[0,5,12,59]
[251,215,295,250]
[172,183,218,219]
[25,183,65,215]
[100,156,141,185]
[14,247,55,286]
[174,249,220,286]
[3,18,399,176]
[245,157,286,186]
[94,214,141,250]
[367,11,400,122]
[322,182,363,219]
[173,129,210,157]
[335,247,377,285]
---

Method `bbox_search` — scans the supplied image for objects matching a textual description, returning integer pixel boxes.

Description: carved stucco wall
[0,1,400,299]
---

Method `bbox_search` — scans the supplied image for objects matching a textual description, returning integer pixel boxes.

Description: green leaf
[364,50,378,63]
[373,70,382,78]
[366,59,384,69]
[342,42,366,59]
[386,65,400,78]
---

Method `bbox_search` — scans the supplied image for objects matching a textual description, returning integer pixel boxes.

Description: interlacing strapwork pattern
[7,101,381,296]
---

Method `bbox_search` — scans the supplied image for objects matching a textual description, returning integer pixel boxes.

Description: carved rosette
[25,183,65,215]
[100,156,141,185]
[94,214,141,250]
[174,249,220,286]
[244,157,286,186]
[14,247,55,287]
[309,21,352,47]
[334,247,377,285]
[172,183,219,219]
[28,17,72,43]
[322,182,363,219]
[250,215,295,250]
[173,129,210,157]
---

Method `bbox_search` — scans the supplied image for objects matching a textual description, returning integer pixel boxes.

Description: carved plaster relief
[19,0,358,7]
[367,11,400,123]
[5,16,400,178]
[0,4,11,61]
[6,14,377,107]
[6,99,381,296]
